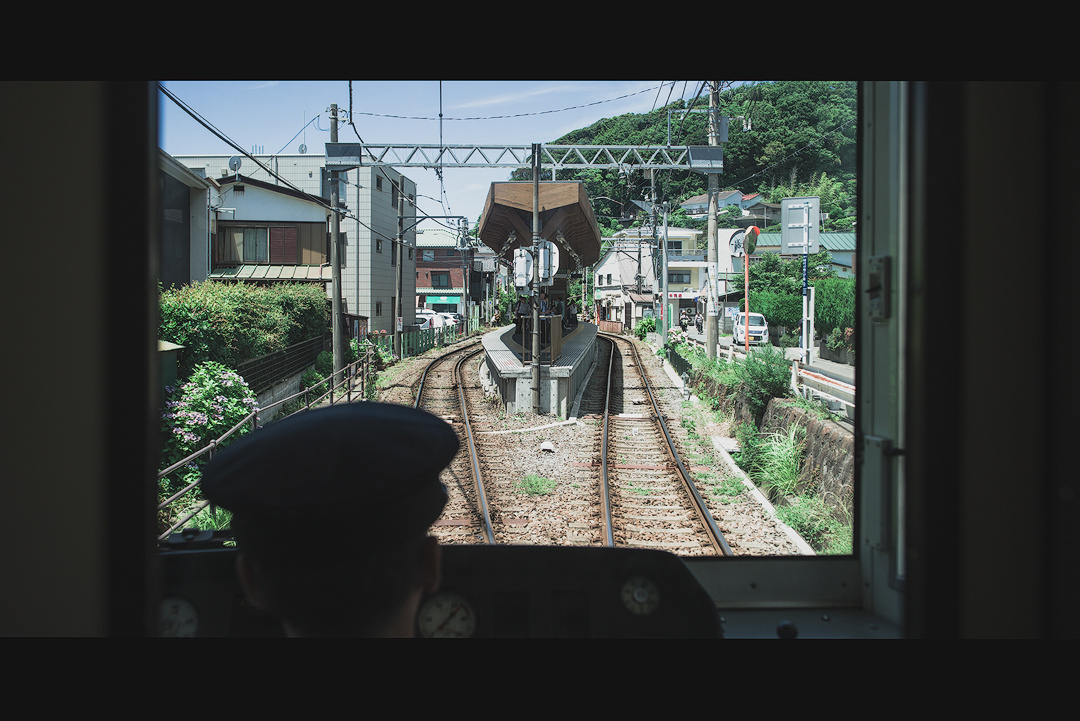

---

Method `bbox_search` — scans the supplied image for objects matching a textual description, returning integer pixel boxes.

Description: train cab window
[150,80,910,638]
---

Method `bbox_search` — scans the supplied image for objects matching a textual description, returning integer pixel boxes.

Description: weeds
[516,474,555,495]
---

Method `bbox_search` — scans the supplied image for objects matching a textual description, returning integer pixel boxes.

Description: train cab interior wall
[2,81,1076,638]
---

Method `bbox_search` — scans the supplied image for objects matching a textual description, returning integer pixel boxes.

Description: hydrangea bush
[160,361,258,497]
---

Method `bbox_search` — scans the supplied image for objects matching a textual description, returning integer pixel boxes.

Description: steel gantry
[325,142,723,173]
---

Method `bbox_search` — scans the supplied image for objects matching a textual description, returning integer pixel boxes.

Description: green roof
[755,232,856,251]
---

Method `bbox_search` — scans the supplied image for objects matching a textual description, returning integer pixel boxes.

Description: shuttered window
[269,226,298,264]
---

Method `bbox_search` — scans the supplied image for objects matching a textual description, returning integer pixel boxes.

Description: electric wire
[158,83,333,213]
[347,83,665,122]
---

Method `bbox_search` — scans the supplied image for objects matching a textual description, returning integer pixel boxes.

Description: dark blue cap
[201,402,458,547]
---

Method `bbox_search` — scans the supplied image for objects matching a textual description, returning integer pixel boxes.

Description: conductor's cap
[201,402,458,546]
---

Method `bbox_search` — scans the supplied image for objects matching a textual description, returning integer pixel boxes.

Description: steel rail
[602,332,733,558]
[598,335,617,547]
[414,342,494,544]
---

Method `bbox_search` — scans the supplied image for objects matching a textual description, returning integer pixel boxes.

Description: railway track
[597,334,732,557]
[413,341,493,546]
[410,332,731,558]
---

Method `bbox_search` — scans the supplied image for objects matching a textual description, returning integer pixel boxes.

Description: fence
[668,336,854,421]
[236,336,324,394]
[157,318,481,541]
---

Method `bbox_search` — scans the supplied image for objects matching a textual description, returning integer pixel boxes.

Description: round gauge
[621,576,660,615]
[159,596,198,637]
[416,591,477,638]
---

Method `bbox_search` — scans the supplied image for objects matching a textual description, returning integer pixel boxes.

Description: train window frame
[145,80,910,638]
[683,81,906,638]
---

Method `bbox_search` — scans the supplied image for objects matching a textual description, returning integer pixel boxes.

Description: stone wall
[760,399,854,522]
[688,367,853,523]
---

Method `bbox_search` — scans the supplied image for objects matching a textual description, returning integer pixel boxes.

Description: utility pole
[531,144,541,414]
[395,193,404,359]
[330,103,344,386]
[661,200,669,344]
[705,83,720,360]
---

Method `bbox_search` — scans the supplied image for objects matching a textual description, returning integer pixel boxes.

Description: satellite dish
[299,144,307,154]
[228,156,242,173]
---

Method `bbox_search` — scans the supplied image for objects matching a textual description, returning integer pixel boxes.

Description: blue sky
[158,80,708,230]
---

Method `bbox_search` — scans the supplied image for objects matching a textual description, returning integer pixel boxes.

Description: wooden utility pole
[330,103,344,386]
[705,83,720,360]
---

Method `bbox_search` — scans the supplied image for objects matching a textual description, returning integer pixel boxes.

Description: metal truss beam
[325,143,713,171]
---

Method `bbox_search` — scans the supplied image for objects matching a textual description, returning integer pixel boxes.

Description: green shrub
[745,290,802,330]
[635,316,656,340]
[159,281,329,379]
[159,361,257,497]
[737,344,792,418]
[812,277,855,337]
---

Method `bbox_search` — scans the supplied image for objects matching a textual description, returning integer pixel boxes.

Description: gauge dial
[159,596,198,637]
[621,576,660,615]
[416,591,477,638]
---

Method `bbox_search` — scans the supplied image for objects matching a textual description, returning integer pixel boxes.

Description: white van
[733,312,769,346]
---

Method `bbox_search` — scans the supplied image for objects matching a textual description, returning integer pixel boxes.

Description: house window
[231,226,299,264]
[607,274,612,285]
[431,272,450,288]
[667,240,683,253]
[243,228,268,262]
[668,271,690,284]
[376,176,383,192]
[375,301,382,317]
[377,239,383,254]
[422,249,434,261]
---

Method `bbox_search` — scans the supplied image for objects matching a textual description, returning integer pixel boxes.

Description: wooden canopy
[477,182,603,270]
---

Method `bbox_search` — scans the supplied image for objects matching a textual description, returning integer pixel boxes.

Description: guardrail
[157,321,486,540]
[157,345,379,541]
[669,336,855,421]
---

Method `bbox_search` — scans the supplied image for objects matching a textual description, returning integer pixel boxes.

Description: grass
[670,343,853,555]
[516,473,556,495]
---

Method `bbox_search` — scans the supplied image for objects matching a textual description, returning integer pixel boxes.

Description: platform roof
[477,181,603,269]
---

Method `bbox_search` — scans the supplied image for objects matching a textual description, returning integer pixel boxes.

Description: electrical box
[514,248,532,290]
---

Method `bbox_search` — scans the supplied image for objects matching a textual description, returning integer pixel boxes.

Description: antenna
[228,156,242,181]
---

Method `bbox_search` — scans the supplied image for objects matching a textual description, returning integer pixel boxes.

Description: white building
[173,154,417,335]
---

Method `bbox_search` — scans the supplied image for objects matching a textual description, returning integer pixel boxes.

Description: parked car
[416,309,440,330]
[733,312,769,346]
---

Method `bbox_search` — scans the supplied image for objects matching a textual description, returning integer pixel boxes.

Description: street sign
[781,197,820,254]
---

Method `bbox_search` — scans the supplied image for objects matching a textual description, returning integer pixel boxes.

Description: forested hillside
[511,81,857,237]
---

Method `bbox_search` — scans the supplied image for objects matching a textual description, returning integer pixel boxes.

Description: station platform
[480,322,597,418]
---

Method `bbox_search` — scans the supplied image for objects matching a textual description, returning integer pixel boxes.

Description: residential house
[174,154,417,334]
[592,226,667,331]
[751,232,856,278]
[415,227,471,317]
[679,190,745,218]
[158,149,214,288]
[680,190,780,228]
